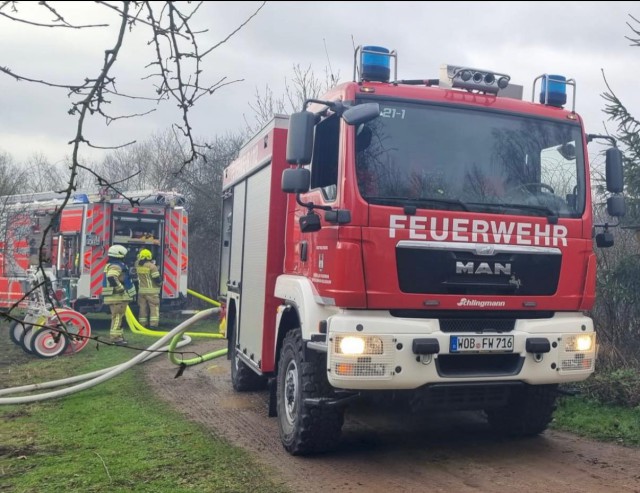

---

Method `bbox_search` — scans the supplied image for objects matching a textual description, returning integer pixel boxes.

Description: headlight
[339,336,365,355]
[565,334,594,352]
[336,336,384,355]
[575,335,593,351]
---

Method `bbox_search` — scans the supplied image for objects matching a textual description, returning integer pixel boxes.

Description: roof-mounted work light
[354,45,397,83]
[439,64,510,95]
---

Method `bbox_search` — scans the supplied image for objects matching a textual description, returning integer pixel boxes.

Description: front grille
[396,246,561,296]
[436,354,524,377]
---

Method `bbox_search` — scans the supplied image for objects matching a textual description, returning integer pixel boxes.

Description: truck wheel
[277,328,344,455]
[230,320,266,391]
[485,384,558,437]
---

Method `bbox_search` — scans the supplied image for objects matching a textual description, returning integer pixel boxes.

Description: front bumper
[322,311,595,390]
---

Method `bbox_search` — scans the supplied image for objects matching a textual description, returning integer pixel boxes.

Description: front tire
[486,384,558,437]
[277,328,343,455]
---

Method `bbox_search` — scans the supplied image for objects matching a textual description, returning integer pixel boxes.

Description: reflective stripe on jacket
[135,259,161,295]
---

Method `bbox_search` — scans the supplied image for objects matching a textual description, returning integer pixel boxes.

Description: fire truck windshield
[355,100,586,218]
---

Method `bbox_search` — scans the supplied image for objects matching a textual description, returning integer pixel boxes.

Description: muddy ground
[143,339,640,493]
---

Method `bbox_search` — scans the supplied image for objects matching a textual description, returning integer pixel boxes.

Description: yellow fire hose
[126,288,226,339]
[125,288,229,368]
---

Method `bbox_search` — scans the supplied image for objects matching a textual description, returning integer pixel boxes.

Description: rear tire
[277,328,344,455]
[230,319,266,391]
[485,384,558,437]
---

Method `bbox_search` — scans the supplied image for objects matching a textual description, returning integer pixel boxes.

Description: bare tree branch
[0,1,267,321]
[201,1,266,57]
[0,65,85,90]
[0,10,108,28]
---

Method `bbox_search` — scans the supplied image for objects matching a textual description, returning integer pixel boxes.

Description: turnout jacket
[135,259,162,295]
[102,260,136,303]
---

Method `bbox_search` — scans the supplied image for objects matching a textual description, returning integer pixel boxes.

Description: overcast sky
[1,1,639,166]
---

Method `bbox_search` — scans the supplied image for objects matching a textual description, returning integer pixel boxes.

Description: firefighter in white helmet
[134,248,162,328]
[102,245,136,345]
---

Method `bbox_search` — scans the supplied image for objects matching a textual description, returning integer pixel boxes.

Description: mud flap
[268,377,277,417]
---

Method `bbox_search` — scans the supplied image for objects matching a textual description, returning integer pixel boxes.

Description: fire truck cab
[219,46,625,455]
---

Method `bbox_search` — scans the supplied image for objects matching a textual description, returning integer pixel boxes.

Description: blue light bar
[72,193,90,204]
[361,46,390,82]
[540,74,567,107]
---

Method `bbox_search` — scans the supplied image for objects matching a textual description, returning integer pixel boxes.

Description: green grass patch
[1,321,289,493]
[552,395,640,447]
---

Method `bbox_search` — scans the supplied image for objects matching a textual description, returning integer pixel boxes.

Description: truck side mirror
[342,102,380,126]
[605,147,624,193]
[299,212,322,233]
[607,195,625,217]
[282,168,310,194]
[286,111,315,165]
[595,231,614,248]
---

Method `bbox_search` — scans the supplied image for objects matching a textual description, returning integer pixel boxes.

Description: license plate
[450,335,514,353]
[85,234,101,246]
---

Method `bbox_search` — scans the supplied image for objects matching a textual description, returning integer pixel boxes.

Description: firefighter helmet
[138,248,152,260]
[108,245,128,259]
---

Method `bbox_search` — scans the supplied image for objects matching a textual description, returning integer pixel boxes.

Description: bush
[578,368,640,408]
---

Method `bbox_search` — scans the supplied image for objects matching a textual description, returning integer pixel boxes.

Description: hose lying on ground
[0,308,218,405]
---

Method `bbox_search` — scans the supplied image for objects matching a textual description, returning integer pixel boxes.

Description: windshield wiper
[365,196,469,211]
[499,203,559,223]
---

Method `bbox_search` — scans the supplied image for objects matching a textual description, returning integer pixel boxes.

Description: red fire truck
[219,46,625,455]
[0,189,188,314]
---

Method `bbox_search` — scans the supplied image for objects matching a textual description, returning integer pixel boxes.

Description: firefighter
[102,245,136,345]
[134,248,162,328]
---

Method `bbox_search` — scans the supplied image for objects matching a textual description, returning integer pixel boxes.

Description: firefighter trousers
[138,293,160,328]
[107,302,128,340]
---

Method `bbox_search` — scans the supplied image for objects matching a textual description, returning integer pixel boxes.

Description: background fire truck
[0,189,188,314]
[219,46,625,455]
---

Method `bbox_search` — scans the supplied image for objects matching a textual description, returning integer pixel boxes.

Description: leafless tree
[245,63,339,135]
[175,135,243,300]
[0,1,265,326]
[0,150,28,196]
[95,130,189,190]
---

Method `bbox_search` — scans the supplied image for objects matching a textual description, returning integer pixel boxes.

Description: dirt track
[144,340,640,493]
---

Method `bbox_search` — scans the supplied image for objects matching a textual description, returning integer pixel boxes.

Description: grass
[1,315,290,493]
[552,395,640,447]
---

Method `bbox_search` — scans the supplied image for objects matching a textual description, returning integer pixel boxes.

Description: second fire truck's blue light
[540,74,567,107]
[361,46,390,82]
[73,193,89,204]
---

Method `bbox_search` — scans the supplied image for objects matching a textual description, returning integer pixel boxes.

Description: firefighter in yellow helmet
[135,248,162,328]
[102,245,136,345]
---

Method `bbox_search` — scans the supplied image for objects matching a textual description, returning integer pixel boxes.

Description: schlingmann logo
[457,298,506,307]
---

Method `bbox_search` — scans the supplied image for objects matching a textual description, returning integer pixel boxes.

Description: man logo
[456,261,511,275]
